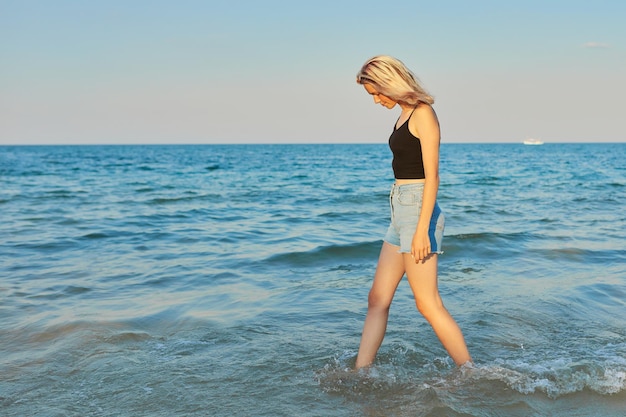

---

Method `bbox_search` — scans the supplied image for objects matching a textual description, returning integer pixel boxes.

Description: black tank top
[388,113,425,179]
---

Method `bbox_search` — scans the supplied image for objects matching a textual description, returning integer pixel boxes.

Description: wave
[28,285,92,301]
[263,240,381,267]
[259,231,626,268]
[539,247,626,263]
[316,343,626,413]
[145,193,222,205]
[13,238,78,251]
[444,232,626,263]
[0,320,151,374]
[442,231,537,257]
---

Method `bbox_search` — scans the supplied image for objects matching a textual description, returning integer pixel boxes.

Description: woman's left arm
[409,103,441,262]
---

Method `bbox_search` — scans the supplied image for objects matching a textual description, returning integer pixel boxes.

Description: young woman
[354,55,471,369]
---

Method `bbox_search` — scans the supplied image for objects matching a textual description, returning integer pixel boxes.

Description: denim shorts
[383,182,445,254]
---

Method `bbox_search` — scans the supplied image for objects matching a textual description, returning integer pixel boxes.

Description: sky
[1,0,625,145]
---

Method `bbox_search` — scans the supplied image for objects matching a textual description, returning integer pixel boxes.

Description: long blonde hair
[356,55,434,105]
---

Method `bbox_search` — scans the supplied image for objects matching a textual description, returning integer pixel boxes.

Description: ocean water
[1,143,624,417]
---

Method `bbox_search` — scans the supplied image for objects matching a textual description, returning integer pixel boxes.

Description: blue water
[1,143,625,417]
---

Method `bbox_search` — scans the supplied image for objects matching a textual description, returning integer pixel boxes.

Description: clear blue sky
[1,0,624,144]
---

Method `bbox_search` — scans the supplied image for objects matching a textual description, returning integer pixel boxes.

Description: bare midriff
[394,178,426,185]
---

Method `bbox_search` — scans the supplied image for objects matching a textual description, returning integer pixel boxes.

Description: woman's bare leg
[354,242,405,369]
[404,253,472,365]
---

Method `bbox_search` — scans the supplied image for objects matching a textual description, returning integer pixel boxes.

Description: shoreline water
[1,143,624,416]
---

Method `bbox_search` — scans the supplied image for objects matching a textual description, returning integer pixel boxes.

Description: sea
[1,143,625,417]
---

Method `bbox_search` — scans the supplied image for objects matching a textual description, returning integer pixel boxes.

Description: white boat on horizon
[523,138,544,145]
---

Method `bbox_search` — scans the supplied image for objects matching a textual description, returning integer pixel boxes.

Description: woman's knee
[414,295,445,320]
[367,289,393,310]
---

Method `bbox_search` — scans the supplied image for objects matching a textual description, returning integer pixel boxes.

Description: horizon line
[1,141,625,147]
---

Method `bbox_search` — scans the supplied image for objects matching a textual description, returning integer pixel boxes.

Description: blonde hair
[356,55,434,105]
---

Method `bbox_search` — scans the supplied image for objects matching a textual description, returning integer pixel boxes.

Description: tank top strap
[395,107,418,131]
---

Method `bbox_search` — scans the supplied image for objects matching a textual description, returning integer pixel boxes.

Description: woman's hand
[411,229,431,262]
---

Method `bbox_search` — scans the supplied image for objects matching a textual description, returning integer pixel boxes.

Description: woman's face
[363,84,396,109]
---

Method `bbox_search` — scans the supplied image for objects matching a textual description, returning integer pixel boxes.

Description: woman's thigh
[367,241,406,306]
[404,253,442,308]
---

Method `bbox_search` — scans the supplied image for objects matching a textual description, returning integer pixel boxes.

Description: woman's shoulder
[409,103,440,140]
[410,103,438,125]
[412,102,435,117]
